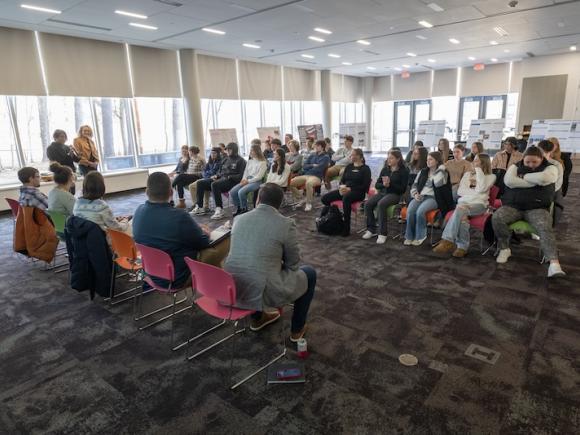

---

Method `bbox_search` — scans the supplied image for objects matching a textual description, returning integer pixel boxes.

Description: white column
[179,49,205,153]
[320,70,332,138]
[362,77,374,152]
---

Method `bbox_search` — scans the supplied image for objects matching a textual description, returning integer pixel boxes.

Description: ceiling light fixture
[428,58,436,63]
[202,27,225,35]
[418,20,433,28]
[328,53,341,58]
[308,35,325,42]
[115,10,147,19]
[490,40,498,45]
[129,22,157,30]
[367,66,376,70]
[357,39,371,45]
[407,52,417,57]
[402,64,411,68]
[394,67,402,71]
[490,57,498,62]
[341,61,352,65]
[570,45,577,51]
[243,43,260,49]
[301,54,315,59]
[493,26,509,37]
[504,49,510,53]
[449,38,460,44]
[468,56,476,60]
[21,4,61,14]
[314,27,332,34]
[416,35,427,40]
[427,3,444,12]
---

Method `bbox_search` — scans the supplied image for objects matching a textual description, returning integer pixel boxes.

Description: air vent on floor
[362,49,380,55]
[47,19,111,31]
[153,0,183,6]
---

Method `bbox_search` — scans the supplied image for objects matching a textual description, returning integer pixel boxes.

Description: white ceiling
[1,0,579,76]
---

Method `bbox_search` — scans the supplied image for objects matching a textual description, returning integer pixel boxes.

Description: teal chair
[46,210,69,272]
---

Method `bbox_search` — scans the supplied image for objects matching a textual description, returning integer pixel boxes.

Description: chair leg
[138,290,190,330]
[187,321,244,360]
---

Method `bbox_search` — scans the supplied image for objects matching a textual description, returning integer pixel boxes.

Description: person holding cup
[321,148,371,236]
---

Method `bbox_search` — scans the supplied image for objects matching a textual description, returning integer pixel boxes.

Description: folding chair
[46,210,69,273]
[107,229,145,306]
[399,206,440,245]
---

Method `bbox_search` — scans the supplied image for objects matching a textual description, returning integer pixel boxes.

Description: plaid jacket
[19,186,48,211]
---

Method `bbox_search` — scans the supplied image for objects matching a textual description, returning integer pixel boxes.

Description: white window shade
[460,63,509,97]
[129,45,180,98]
[0,27,45,95]
[392,71,431,100]
[331,74,363,102]
[197,54,238,99]
[373,76,392,101]
[432,68,458,97]
[40,33,131,97]
[238,60,282,100]
[283,67,320,101]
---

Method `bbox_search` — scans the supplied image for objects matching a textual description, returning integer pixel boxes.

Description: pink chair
[330,184,373,231]
[134,243,190,350]
[5,198,20,220]
[183,257,286,390]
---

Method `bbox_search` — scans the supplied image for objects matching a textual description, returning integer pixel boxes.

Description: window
[213,99,243,151]
[458,95,507,141]
[12,96,50,172]
[372,101,394,152]
[332,102,365,145]
[262,100,282,130]
[0,97,20,185]
[242,100,261,147]
[432,96,459,142]
[505,93,519,134]
[393,100,432,149]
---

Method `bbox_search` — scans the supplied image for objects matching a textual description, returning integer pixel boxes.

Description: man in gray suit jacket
[224,183,317,342]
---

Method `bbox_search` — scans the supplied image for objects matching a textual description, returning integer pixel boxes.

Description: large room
[1,0,579,433]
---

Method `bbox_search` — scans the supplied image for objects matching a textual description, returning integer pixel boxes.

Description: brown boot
[250,311,280,331]
[432,239,455,254]
[176,199,186,209]
[452,248,467,258]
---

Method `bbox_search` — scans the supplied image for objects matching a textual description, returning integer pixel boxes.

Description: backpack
[316,205,345,236]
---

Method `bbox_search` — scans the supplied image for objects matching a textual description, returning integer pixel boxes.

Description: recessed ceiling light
[243,43,260,49]
[308,35,325,42]
[427,2,444,12]
[357,39,371,45]
[490,40,498,45]
[202,27,225,35]
[341,61,352,65]
[428,58,436,63]
[407,52,417,57]
[557,22,565,28]
[21,4,61,14]
[367,66,376,70]
[449,38,460,44]
[402,64,411,68]
[493,26,509,37]
[570,45,577,51]
[394,67,402,71]
[418,20,433,28]
[129,22,157,30]
[490,58,498,62]
[328,53,341,58]
[115,10,147,19]
[503,49,510,53]
[468,56,476,61]
[314,27,332,35]
[416,35,428,40]
[301,54,315,59]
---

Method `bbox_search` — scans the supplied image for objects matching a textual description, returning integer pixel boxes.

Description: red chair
[5,198,20,220]
[134,243,191,350]
[330,184,373,231]
[183,257,286,390]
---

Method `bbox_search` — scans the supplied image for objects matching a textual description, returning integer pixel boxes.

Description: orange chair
[399,206,440,245]
[107,229,144,306]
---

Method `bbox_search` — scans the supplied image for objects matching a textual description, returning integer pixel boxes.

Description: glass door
[394,100,432,149]
[483,95,507,119]
[458,97,482,141]
[413,100,431,143]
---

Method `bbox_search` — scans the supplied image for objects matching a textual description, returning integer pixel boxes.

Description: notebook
[267,362,306,384]
[209,225,231,247]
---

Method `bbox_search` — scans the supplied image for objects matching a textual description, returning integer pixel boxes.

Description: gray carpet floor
[1,157,579,434]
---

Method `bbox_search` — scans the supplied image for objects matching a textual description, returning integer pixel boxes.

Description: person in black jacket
[321,148,371,236]
[548,137,573,197]
[363,149,409,244]
[46,129,77,194]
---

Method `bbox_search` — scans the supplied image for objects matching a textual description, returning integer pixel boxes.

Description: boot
[176,199,186,209]
[432,239,455,254]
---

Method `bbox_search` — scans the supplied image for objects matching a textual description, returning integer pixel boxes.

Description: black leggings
[172,174,200,199]
[321,189,365,230]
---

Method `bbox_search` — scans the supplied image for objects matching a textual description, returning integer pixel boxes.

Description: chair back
[5,198,20,219]
[135,243,175,282]
[47,210,67,236]
[184,257,236,306]
[488,185,500,208]
[108,229,138,261]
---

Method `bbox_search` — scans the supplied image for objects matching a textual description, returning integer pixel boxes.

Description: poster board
[209,128,238,147]
[528,119,580,152]
[416,120,446,149]
[467,119,505,150]
[257,127,281,142]
[297,124,324,146]
[339,123,366,148]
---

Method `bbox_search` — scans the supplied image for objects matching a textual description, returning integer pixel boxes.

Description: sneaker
[376,235,388,244]
[548,263,566,278]
[290,326,307,343]
[304,203,313,212]
[293,199,306,210]
[496,248,511,264]
[403,239,413,246]
[210,207,225,220]
[189,205,201,215]
[433,239,456,255]
[250,311,281,332]
[452,248,468,258]
[531,233,540,241]
[412,237,427,246]
[362,231,377,240]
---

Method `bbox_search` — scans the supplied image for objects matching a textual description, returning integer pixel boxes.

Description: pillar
[179,49,205,153]
[320,70,332,139]
[362,77,374,152]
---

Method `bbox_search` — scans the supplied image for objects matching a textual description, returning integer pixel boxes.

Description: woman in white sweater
[230,143,268,216]
[266,148,291,187]
[434,154,496,257]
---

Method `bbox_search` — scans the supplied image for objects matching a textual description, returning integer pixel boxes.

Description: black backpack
[316,205,345,236]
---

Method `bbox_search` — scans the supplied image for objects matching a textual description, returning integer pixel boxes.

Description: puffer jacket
[14,206,58,262]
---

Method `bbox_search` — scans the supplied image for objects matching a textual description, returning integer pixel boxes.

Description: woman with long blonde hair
[73,125,99,175]
[229,143,268,216]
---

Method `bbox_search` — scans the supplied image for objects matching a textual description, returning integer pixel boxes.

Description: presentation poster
[416,120,446,149]
[339,123,366,148]
[209,128,238,147]
[297,124,324,146]
[528,119,580,152]
[257,127,281,143]
[467,119,505,150]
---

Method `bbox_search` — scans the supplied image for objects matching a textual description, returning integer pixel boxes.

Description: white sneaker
[548,263,566,278]
[403,239,413,246]
[293,199,306,210]
[210,207,225,220]
[362,231,377,240]
[304,203,313,212]
[190,205,201,215]
[531,234,540,241]
[412,237,427,246]
[496,248,511,264]
[376,235,388,244]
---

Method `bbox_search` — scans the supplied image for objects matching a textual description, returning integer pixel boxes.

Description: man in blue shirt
[289,140,330,211]
[133,172,229,288]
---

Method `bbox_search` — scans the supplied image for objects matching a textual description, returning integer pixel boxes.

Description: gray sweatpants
[491,206,558,261]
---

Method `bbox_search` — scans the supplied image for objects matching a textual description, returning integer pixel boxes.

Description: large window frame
[457,95,507,141]
[393,99,432,149]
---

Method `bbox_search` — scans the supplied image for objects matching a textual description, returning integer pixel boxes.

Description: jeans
[230,181,261,209]
[442,203,486,250]
[172,173,200,199]
[252,265,317,333]
[321,189,365,232]
[404,196,438,241]
[365,192,401,235]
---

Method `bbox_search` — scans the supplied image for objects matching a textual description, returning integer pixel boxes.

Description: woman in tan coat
[73,125,99,175]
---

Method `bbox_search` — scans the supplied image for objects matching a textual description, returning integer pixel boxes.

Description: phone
[276,368,302,379]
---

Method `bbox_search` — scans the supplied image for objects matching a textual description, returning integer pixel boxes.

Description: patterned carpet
[1,156,579,434]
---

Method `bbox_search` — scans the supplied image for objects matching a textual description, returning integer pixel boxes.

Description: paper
[297,124,324,146]
[339,123,366,148]
[416,120,447,149]
[257,127,281,142]
[467,119,505,150]
[528,119,580,152]
[209,128,239,147]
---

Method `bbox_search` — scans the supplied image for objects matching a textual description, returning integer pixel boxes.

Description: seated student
[73,171,129,233]
[548,137,573,197]
[270,138,283,155]
[286,140,303,175]
[168,145,190,180]
[266,148,292,187]
[445,144,472,201]
[18,167,48,211]
[434,154,496,257]
[172,146,204,209]
[324,135,353,189]
[190,147,222,215]
[321,148,371,236]
[492,137,523,197]
[537,140,564,225]
[218,142,226,155]
[405,140,424,164]
[230,144,268,216]
[301,137,315,162]
[362,149,409,244]
[437,138,453,162]
[195,142,246,220]
[133,172,229,288]
[46,129,77,194]
[283,133,293,152]
[492,146,564,277]
[48,163,76,218]
[404,151,452,246]
[324,137,335,158]
[465,141,484,163]
[261,138,273,160]
[290,140,330,211]
[406,146,428,198]
[224,183,316,342]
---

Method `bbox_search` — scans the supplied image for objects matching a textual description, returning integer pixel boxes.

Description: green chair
[509,220,544,263]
